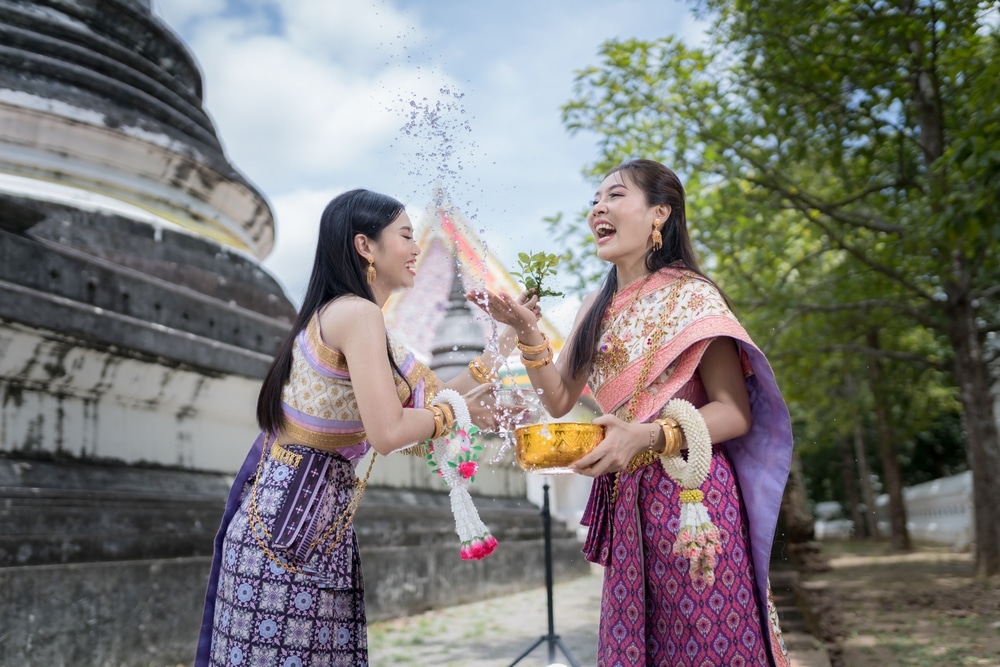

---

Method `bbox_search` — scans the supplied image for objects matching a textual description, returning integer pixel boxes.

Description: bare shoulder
[317,296,385,348]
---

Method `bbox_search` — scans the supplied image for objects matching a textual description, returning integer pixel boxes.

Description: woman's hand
[467,288,540,337]
[569,414,650,477]
[462,384,500,432]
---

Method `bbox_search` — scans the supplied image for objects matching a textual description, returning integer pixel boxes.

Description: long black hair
[567,159,719,380]
[256,188,410,434]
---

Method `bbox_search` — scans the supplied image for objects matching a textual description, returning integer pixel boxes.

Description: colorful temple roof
[383,195,566,389]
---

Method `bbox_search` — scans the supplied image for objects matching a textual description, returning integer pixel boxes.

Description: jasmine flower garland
[659,398,722,585]
[424,388,498,560]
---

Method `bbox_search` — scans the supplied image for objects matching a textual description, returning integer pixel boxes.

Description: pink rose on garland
[460,533,499,561]
[458,460,478,479]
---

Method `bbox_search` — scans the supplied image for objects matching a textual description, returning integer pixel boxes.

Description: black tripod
[508,479,581,667]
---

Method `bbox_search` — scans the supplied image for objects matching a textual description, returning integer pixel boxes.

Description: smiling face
[588,170,670,282]
[361,211,420,304]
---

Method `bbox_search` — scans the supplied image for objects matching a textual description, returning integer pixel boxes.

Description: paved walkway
[369,565,832,666]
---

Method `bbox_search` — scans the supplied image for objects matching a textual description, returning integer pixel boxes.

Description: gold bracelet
[468,356,498,384]
[516,332,549,355]
[648,425,660,452]
[655,417,683,457]
[428,401,456,440]
[521,344,553,369]
[436,402,456,431]
[428,405,446,439]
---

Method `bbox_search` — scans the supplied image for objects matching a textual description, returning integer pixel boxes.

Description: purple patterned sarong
[198,441,369,667]
[594,448,768,666]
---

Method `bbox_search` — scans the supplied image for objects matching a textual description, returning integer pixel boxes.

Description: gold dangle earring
[366,256,376,285]
[651,219,663,251]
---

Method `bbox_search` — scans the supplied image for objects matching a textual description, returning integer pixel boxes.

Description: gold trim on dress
[281,421,368,451]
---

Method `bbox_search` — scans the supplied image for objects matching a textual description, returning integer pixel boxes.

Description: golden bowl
[514,422,605,474]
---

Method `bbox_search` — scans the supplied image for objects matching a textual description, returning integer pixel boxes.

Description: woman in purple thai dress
[194,189,537,667]
[473,160,793,666]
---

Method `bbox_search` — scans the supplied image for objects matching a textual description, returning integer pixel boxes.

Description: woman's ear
[656,204,672,223]
[354,233,373,262]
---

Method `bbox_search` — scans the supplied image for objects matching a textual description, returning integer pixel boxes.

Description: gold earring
[366,257,376,285]
[651,219,663,251]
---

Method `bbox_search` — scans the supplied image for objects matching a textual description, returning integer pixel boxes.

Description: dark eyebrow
[594,183,627,199]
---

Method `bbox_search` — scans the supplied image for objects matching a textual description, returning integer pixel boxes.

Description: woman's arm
[467,288,594,418]
[696,336,752,443]
[321,297,436,455]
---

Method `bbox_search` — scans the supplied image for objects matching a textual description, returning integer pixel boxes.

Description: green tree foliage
[553,0,1000,574]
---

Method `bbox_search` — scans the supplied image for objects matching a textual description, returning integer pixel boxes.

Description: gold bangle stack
[625,418,683,472]
[516,333,549,355]
[655,417,684,457]
[468,356,498,384]
[428,402,456,440]
[517,332,553,369]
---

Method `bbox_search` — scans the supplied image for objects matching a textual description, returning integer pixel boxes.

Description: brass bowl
[514,422,605,474]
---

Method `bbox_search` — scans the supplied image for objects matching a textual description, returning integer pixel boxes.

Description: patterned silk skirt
[597,449,773,667]
[206,443,368,667]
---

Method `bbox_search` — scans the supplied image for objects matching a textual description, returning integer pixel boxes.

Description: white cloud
[262,187,339,303]
[279,0,420,69]
[150,0,226,30]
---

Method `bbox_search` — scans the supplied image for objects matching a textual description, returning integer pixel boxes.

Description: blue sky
[152,0,704,327]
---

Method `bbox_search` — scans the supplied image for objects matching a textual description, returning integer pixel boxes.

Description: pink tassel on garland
[671,489,723,585]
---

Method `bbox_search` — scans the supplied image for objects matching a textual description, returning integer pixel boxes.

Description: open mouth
[594,222,616,240]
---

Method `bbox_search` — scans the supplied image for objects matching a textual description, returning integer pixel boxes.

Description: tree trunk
[867,328,911,551]
[837,433,864,539]
[780,451,816,544]
[847,373,880,540]
[852,421,879,540]
[947,262,1000,578]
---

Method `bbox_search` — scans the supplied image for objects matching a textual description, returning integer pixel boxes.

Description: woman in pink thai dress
[473,159,793,666]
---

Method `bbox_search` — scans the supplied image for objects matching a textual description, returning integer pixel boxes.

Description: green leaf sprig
[510,251,564,298]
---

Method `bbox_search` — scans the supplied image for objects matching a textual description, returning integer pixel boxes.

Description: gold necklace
[596,274,654,377]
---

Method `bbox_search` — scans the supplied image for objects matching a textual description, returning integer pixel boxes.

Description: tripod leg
[554,635,582,667]
[507,635,547,667]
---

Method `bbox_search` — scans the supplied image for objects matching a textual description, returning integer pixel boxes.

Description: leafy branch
[510,251,564,298]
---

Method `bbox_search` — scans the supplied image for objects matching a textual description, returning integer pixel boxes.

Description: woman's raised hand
[466,288,540,335]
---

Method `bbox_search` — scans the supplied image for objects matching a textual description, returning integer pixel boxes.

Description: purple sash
[271,449,332,563]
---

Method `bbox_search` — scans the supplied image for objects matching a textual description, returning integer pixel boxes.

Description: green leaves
[510,251,565,298]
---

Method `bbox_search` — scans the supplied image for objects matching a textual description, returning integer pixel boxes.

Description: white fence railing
[814,471,974,550]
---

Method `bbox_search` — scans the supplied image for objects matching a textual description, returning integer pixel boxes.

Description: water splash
[384,59,548,464]
[393,85,479,211]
